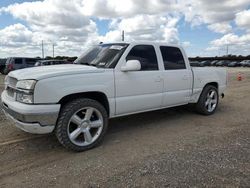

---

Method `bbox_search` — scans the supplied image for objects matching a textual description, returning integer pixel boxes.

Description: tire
[0,68,4,74]
[55,98,108,152]
[195,85,219,115]
[3,68,9,75]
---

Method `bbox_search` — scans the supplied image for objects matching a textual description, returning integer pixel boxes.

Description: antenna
[122,30,125,41]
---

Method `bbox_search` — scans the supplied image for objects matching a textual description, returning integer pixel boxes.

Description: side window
[14,58,22,64]
[26,59,37,65]
[126,45,158,71]
[160,46,186,70]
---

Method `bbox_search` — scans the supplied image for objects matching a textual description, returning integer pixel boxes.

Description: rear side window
[26,59,37,65]
[126,45,158,71]
[160,46,186,70]
[14,58,22,64]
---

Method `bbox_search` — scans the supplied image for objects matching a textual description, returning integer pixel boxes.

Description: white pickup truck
[1,42,227,151]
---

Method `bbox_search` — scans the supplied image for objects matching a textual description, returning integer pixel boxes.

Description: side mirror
[121,60,141,72]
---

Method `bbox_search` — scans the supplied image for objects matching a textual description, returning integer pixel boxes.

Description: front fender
[34,72,115,104]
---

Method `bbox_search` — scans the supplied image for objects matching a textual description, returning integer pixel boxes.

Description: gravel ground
[0,68,250,187]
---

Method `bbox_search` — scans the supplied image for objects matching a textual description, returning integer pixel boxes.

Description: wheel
[195,85,219,115]
[55,98,108,152]
[3,68,9,75]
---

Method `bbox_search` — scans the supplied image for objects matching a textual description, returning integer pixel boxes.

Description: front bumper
[1,91,60,134]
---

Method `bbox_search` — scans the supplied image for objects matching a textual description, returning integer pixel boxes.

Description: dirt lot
[0,68,250,187]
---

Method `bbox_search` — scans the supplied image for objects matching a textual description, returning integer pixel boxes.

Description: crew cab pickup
[1,42,227,151]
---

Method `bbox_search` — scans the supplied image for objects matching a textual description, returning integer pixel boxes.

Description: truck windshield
[74,43,128,68]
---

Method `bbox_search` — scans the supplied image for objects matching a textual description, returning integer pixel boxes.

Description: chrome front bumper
[1,91,60,134]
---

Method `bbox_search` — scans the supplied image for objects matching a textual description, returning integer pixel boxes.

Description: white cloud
[81,0,180,18]
[182,41,191,48]
[184,0,250,25]
[207,33,250,56]
[99,15,180,44]
[1,0,250,57]
[207,22,232,34]
[211,33,248,47]
[235,9,250,31]
[0,24,33,46]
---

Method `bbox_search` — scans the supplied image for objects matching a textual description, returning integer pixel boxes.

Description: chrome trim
[2,109,55,134]
[1,101,59,127]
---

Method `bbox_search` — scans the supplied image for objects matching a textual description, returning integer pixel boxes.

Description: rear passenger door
[160,46,192,107]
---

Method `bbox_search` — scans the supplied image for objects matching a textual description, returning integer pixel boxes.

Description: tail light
[8,63,13,70]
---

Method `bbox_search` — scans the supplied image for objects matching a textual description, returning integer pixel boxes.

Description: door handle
[155,77,162,82]
[182,75,189,80]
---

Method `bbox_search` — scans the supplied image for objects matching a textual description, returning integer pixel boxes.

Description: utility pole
[42,40,44,59]
[52,43,55,58]
[122,30,125,41]
[226,44,229,56]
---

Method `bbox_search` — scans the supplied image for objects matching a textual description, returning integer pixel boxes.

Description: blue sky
[0,0,250,58]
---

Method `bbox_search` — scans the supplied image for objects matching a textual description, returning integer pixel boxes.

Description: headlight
[16,92,33,104]
[16,80,36,90]
[16,80,37,104]
[16,80,37,90]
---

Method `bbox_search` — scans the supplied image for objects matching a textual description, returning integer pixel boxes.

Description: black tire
[55,98,108,152]
[3,68,9,75]
[0,67,4,74]
[195,85,219,115]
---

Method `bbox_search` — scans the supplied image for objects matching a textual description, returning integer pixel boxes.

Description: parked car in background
[240,60,250,67]
[0,58,7,74]
[216,60,230,67]
[227,61,241,67]
[3,57,39,75]
[200,60,211,66]
[210,60,219,66]
[190,61,204,67]
[35,60,70,67]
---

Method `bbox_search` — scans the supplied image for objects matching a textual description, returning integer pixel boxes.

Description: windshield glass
[74,43,128,68]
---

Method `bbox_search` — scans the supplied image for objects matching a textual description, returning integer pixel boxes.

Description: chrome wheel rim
[67,107,103,147]
[205,89,218,113]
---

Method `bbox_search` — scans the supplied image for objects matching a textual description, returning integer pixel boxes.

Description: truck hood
[8,64,105,80]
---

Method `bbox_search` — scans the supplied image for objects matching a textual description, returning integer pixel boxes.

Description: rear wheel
[195,85,219,115]
[56,98,108,152]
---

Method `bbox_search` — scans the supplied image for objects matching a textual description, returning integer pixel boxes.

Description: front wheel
[195,85,219,115]
[55,98,108,152]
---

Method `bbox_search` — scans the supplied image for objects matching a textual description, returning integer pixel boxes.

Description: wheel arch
[203,82,218,90]
[58,91,110,117]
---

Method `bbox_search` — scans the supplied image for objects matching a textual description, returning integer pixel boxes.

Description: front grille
[6,87,15,98]
[8,77,18,88]
[6,77,17,99]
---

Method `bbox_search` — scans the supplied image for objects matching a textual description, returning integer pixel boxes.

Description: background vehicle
[227,61,241,67]
[0,58,6,74]
[210,60,219,66]
[35,60,70,66]
[215,60,230,67]
[200,60,211,66]
[240,60,250,67]
[3,57,39,74]
[1,42,227,151]
[190,61,204,67]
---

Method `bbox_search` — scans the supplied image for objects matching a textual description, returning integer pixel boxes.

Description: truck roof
[102,42,182,48]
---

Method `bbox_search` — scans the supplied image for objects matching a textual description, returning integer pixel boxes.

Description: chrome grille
[6,86,15,98]
[8,77,18,88]
[6,77,17,99]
